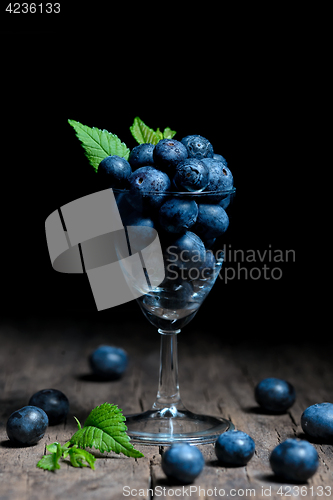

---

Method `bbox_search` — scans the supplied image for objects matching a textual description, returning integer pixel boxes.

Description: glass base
[125,407,234,445]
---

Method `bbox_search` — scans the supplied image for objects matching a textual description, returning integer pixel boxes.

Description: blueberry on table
[181,135,214,160]
[193,204,229,240]
[6,406,48,445]
[215,430,255,466]
[270,439,319,482]
[153,138,188,172]
[255,377,296,413]
[128,143,155,170]
[159,198,198,233]
[29,389,69,425]
[162,443,205,484]
[128,166,171,212]
[173,158,209,192]
[89,345,128,380]
[97,155,132,188]
[301,402,333,441]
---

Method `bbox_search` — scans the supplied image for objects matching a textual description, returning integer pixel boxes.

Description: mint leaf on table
[68,119,130,172]
[130,117,176,145]
[37,442,63,471]
[70,403,144,458]
[37,441,96,471]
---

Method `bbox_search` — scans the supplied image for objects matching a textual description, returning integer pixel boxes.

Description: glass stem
[151,329,185,412]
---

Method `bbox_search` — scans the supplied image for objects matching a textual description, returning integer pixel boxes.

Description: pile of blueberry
[97,136,235,271]
[6,389,69,446]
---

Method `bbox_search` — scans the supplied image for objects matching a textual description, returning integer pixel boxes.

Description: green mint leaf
[37,453,61,471]
[73,416,82,430]
[163,127,177,139]
[68,119,130,172]
[37,442,62,471]
[67,447,96,469]
[130,117,164,146]
[70,403,144,459]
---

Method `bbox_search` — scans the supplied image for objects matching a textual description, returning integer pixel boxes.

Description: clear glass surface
[114,187,236,444]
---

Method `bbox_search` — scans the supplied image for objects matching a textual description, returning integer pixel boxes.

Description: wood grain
[0,312,332,500]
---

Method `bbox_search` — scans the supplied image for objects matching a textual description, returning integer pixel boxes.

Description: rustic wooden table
[0,310,332,500]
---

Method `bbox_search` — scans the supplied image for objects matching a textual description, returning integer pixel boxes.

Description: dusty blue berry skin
[97,155,132,188]
[202,158,233,198]
[153,138,188,172]
[165,231,206,270]
[159,198,198,233]
[128,143,155,170]
[255,378,296,413]
[193,204,229,240]
[213,153,228,164]
[301,403,333,441]
[6,406,49,445]
[162,443,205,484]
[270,439,319,482]
[29,389,69,425]
[173,158,209,192]
[215,430,255,466]
[90,345,128,380]
[128,166,171,212]
[181,135,214,160]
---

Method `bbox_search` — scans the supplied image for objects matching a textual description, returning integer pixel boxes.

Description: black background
[2,24,297,340]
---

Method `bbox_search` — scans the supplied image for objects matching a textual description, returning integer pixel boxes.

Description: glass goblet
[114,187,236,445]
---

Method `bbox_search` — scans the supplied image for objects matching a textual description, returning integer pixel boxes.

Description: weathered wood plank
[0,314,332,500]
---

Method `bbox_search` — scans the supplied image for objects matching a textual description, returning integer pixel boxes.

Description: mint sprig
[68,119,130,172]
[37,441,96,471]
[70,403,143,458]
[130,116,176,145]
[37,403,143,472]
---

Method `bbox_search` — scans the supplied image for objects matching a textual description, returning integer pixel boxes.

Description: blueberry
[255,378,296,413]
[202,158,233,201]
[89,345,128,380]
[128,166,171,212]
[29,389,69,425]
[159,198,198,233]
[128,143,155,170]
[192,204,229,240]
[173,158,209,192]
[213,153,228,163]
[270,439,319,482]
[162,443,205,484]
[301,402,333,441]
[164,231,206,271]
[6,406,48,445]
[215,430,255,466]
[153,138,188,172]
[181,135,214,160]
[97,155,132,188]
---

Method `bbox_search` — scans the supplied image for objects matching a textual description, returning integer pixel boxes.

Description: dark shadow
[206,459,245,468]
[259,473,309,485]
[0,439,37,449]
[243,405,288,416]
[295,431,333,445]
[76,373,122,382]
